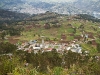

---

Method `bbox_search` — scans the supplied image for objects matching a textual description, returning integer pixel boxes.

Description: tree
[0,31,6,39]
[0,56,19,75]
[63,51,82,69]
[0,42,17,54]
[73,27,76,34]
[8,28,21,36]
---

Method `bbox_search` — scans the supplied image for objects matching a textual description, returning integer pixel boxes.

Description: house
[24,48,29,51]
[27,49,32,53]
[64,43,82,53]
[66,47,71,50]
[29,40,37,44]
[33,47,41,50]
[33,45,41,50]
[44,48,53,52]
[70,44,82,53]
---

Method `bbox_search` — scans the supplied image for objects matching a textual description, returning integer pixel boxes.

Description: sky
[24,0,77,2]
[40,0,76,2]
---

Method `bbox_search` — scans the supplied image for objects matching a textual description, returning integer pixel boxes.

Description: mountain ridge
[0,0,100,18]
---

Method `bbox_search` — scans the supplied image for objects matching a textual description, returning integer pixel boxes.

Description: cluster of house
[17,38,83,54]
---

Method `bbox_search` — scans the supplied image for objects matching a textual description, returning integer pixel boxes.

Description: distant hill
[0,9,29,20]
[0,0,22,8]
[74,0,100,12]
[73,0,100,18]
[0,9,29,25]
[0,0,100,18]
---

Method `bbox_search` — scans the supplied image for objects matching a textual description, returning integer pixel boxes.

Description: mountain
[0,1,86,15]
[0,9,29,20]
[73,0,100,18]
[0,0,100,18]
[0,0,23,8]
[0,0,46,14]
[0,9,30,25]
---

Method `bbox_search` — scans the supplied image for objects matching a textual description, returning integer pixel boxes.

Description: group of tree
[0,25,23,40]
[44,23,61,29]
[15,49,100,74]
[0,42,17,54]
[76,14,100,22]
[0,9,29,20]
[32,12,58,21]
[0,45,100,75]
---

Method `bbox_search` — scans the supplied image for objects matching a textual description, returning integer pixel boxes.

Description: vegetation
[0,12,100,75]
[76,14,100,22]
[0,48,100,75]
[0,9,29,25]
[0,42,17,54]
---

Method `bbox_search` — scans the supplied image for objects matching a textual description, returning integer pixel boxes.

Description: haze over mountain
[0,0,100,18]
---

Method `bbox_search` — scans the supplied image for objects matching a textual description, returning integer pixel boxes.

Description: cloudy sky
[24,0,77,2]
[23,0,100,2]
[40,0,76,2]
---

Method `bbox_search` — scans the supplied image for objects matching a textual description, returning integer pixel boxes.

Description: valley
[0,0,100,74]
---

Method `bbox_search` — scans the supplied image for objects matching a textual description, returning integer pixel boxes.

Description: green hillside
[0,12,100,75]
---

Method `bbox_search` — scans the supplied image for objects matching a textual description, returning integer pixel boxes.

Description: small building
[44,48,53,52]
[33,47,41,50]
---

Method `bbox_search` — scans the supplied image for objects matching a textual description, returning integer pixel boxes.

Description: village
[16,32,96,54]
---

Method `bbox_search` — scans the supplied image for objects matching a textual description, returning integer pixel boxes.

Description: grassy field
[19,19,99,41]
